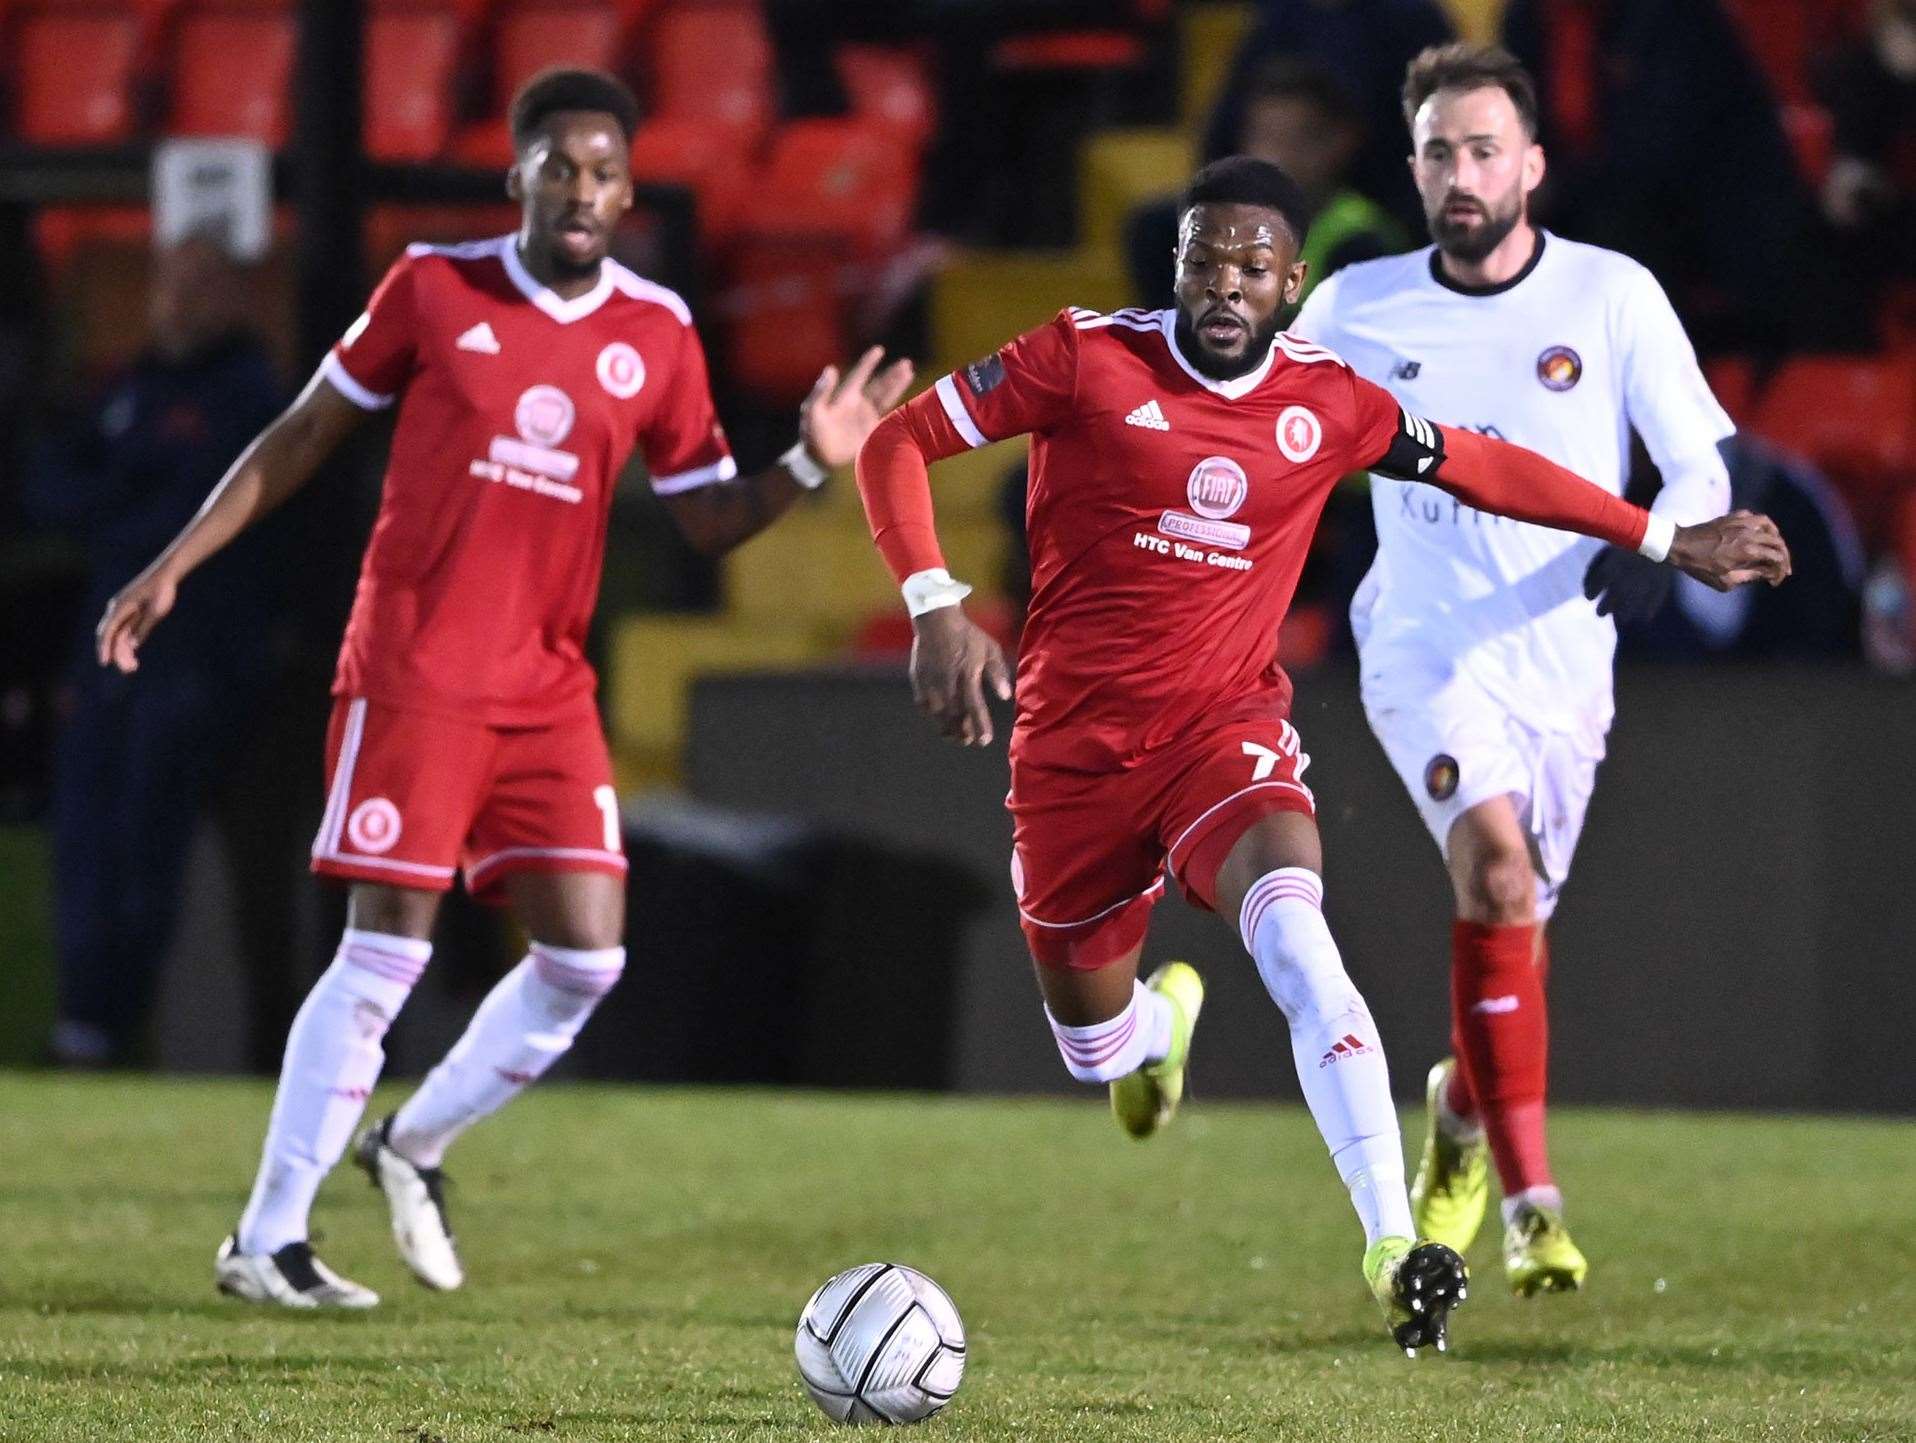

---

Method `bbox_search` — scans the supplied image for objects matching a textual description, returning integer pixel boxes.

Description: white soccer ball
[794,1263,966,1426]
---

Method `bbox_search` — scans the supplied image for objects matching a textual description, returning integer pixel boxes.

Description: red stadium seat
[365,6,464,161]
[646,2,772,148]
[1752,353,1916,532]
[751,119,917,255]
[9,6,143,145]
[167,5,296,145]
[1719,0,1867,105]
[835,44,935,153]
[715,241,850,404]
[1704,355,1759,429]
[1780,103,1834,189]
[488,1,623,115]
[627,117,754,244]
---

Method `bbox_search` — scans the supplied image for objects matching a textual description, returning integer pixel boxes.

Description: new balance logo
[1318,1033,1374,1068]
[1125,399,1170,430]
[456,322,501,354]
[1471,995,1521,1015]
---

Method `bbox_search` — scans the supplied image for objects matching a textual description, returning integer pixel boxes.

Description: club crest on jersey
[346,797,402,855]
[596,342,645,399]
[1185,456,1249,520]
[1424,754,1460,802]
[514,385,575,447]
[1537,346,1582,391]
[1275,405,1322,463]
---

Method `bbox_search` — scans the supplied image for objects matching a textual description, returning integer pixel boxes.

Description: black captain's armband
[1371,409,1446,481]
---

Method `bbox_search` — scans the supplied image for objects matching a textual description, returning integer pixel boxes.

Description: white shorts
[1362,673,1606,920]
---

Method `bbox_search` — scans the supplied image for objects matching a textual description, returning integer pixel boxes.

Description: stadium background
[0,0,1910,1109]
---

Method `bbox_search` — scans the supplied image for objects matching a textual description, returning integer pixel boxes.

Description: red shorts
[1010,718,1314,970]
[310,695,628,903]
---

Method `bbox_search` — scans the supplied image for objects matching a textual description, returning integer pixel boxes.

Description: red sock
[1451,920,1552,1196]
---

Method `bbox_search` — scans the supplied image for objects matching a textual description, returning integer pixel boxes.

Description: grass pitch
[1,1075,1910,1442]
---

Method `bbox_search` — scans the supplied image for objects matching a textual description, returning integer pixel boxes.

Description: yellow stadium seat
[606,615,824,759]
[929,249,1132,373]
[1078,128,1193,261]
[1437,0,1509,44]
[1178,3,1256,131]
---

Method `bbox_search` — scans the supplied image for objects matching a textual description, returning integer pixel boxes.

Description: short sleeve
[1617,263,1733,470]
[322,254,420,410]
[642,322,737,495]
[931,309,1080,448]
[1343,371,1408,472]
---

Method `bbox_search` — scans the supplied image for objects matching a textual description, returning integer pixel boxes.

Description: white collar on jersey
[1158,308,1277,400]
[500,236,617,324]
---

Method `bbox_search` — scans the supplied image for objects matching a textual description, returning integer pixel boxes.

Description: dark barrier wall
[687,665,1916,1113]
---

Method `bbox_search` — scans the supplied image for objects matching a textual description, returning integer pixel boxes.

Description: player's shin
[1450,921,1555,1209]
[386,942,625,1166]
[1238,870,1414,1245]
[236,929,430,1255]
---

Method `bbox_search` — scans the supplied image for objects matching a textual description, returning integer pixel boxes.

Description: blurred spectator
[1624,435,1865,660]
[1815,0,1916,313]
[1502,0,1852,350]
[1205,0,1456,230]
[1126,57,1409,310]
[22,235,288,1067]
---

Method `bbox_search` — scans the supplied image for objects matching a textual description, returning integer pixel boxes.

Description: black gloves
[1583,545,1673,628]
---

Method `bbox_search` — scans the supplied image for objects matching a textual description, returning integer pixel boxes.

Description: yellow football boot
[1109,962,1203,1139]
[1410,1058,1491,1254]
[1503,1201,1589,1296]
[1363,1236,1468,1357]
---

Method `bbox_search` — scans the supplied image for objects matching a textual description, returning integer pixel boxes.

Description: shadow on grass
[1450,1337,1909,1380]
[3,1353,398,1385]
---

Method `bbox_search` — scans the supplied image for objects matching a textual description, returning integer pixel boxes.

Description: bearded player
[97,69,911,1308]
[1291,44,1753,1295]
[855,156,1787,1356]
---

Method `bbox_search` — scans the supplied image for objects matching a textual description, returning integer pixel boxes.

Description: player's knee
[527,942,626,1021]
[1462,850,1537,924]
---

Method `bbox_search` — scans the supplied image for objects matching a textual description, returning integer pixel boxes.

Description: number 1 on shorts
[593,784,620,852]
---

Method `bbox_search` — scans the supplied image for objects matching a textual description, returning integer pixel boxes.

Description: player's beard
[1174,310,1283,381]
[1429,190,1524,264]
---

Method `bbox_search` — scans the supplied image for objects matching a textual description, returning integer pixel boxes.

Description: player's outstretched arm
[662,347,912,556]
[95,373,366,674]
[1395,421,1791,593]
[855,389,1012,747]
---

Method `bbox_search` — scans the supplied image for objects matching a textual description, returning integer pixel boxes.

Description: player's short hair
[509,67,640,150]
[1240,56,1361,131]
[1401,42,1540,140]
[1180,156,1313,249]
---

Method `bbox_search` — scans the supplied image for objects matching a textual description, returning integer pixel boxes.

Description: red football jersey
[934,306,1401,771]
[322,236,734,725]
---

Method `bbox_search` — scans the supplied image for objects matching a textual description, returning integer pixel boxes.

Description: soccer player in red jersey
[96,70,912,1309]
[855,157,1788,1355]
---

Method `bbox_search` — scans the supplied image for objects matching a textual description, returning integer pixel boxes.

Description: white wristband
[901,567,973,618]
[1637,512,1676,563]
[780,441,829,491]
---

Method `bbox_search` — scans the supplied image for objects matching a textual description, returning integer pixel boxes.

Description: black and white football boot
[354,1115,464,1291]
[215,1235,379,1309]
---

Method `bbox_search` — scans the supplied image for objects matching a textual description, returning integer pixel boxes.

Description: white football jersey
[1291,231,1732,732]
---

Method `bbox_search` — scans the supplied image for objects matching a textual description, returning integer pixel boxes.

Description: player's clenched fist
[910,607,1012,748]
[96,565,179,674]
[1667,510,1792,592]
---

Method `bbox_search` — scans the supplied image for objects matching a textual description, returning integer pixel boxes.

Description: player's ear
[1523,141,1546,197]
[505,161,524,203]
[1285,260,1309,306]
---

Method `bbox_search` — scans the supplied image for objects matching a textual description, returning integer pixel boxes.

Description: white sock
[1502,1184,1565,1225]
[1240,869,1415,1246]
[387,942,625,1167]
[237,929,430,1255]
[1044,979,1172,1084]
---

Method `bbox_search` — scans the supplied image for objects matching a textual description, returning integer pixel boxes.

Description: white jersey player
[1291,43,1747,1296]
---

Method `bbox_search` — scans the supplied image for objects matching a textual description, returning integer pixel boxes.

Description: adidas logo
[456,321,501,354]
[1471,994,1521,1015]
[1318,1033,1373,1068]
[1124,399,1170,430]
